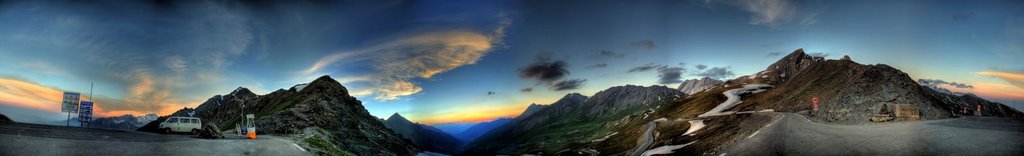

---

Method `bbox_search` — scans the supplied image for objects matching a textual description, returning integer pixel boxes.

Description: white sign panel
[61,92,80,113]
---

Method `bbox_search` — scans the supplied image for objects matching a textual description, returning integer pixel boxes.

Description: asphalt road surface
[725,113,1024,156]
[0,122,311,156]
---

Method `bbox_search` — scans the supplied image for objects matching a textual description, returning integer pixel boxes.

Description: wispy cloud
[630,40,656,50]
[627,63,662,72]
[977,70,1024,89]
[737,0,795,26]
[302,25,509,100]
[695,66,736,79]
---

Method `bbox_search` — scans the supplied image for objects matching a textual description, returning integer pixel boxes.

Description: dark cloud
[586,63,609,69]
[696,66,735,79]
[657,66,685,84]
[519,57,585,91]
[628,63,662,72]
[918,79,974,89]
[596,50,625,58]
[766,52,782,57]
[630,40,656,50]
[520,87,533,92]
[952,12,975,21]
[487,91,496,95]
[552,79,586,91]
[807,52,830,58]
[519,59,570,82]
[695,64,708,70]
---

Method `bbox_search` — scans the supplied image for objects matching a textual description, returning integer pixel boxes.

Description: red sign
[812,97,819,111]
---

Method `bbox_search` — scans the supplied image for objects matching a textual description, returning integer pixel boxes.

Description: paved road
[0,122,311,156]
[725,113,1024,156]
[631,121,657,156]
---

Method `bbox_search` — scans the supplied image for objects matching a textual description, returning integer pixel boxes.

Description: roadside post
[61,92,81,127]
[79,101,93,127]
[812,97,819,116]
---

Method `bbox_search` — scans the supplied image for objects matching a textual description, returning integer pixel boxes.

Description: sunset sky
[1,0,1022,125]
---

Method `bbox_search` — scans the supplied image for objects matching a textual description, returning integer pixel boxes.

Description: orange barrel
[247,131,256,139]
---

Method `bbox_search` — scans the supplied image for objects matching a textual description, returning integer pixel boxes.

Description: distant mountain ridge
[382,113,463,154]
[453,117,510,143]
[464,85,681,154]
[89,113,158,130]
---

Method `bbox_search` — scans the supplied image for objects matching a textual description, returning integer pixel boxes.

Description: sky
[0,0,1022,125]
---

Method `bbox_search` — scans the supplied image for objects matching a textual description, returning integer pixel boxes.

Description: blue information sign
[78,101,93,122]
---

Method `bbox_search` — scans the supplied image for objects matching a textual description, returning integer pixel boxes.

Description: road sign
[79,101,93,122]
[61,92,80,113]
[812,97,819,111]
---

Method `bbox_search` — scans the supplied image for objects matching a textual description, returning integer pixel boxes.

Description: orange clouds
[301,23,509,101]
[945,82,1024,101]
[0,77,190,118]
[977,71,1024,88]
[0,78,63,112]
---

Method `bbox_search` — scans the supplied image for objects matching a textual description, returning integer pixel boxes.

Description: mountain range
[460,49,1024,155]
[88,113,158,130]
[138,75,420,155]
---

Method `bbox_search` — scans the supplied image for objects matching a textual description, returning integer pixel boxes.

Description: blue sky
[0,0,1022,125]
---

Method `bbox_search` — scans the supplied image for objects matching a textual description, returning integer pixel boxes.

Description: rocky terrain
[382,113,462,154]
[677,77,724,95]
[138,75,420,156]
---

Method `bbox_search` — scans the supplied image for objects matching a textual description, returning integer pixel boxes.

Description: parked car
[159,117,202,134]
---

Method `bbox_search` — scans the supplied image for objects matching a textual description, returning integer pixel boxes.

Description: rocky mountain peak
[759,48,823,84]
[228,87,256,97]
[677,77,724,95]
[387,113,411,123]
[558,93,589,104]
[519,103,548,118]
[303,75,351,95]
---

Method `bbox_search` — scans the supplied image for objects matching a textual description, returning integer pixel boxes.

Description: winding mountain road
[631,121,658,156]
[725,113,1024,156]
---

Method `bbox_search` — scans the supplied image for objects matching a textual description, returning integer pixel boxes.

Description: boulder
[198,124,224,139]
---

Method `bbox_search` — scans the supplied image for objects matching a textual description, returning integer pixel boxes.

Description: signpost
[79,101,93,127]
[812,97,819,111]
[61,92,81,127]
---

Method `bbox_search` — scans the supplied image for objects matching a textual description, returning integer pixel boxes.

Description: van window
[192,119,200,123]
[167,118,178,123]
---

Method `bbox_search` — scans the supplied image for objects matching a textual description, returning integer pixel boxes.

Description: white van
[159,117,203,134]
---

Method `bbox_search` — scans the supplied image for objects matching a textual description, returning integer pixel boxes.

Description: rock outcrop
[677,77,724,95]
[198,124,224,139]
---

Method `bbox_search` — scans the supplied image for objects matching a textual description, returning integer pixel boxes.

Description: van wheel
[191,129,200,135]
[163,128,171,134]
